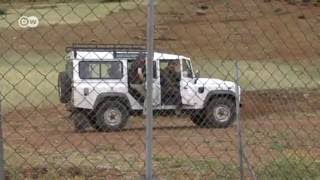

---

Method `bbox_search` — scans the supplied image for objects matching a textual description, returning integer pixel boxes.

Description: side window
[101,62,122,78]
[160,61,169,70]
[79,61,122,79]
[88,63,100,78]
[160,60,180,71]
[128,60,157,79]
[153,61,157,78]
[160,60,181,80]
[182,59,193,78]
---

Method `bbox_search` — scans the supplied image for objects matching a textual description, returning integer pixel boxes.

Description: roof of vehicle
[69,51,189,60]
[66,43,190,61]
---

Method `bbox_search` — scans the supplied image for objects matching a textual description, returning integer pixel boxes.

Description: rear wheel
[71,111,90,132]
[93,101,129,131]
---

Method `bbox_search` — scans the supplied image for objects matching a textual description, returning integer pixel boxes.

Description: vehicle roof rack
[66,43,146,52]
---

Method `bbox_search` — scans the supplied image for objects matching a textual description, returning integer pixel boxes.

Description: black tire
[205,97,236,128]
[93,101,129,131]
[192,97,236,128]
[58,72,72,103]
[87,113,100,131]
[71,111,90,132]
[190,110,206,127]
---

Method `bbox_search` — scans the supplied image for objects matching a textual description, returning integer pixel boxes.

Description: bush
[0,9,6,16]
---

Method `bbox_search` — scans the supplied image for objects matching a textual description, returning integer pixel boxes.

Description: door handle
[84,88,89,96]
[183,86,188,89]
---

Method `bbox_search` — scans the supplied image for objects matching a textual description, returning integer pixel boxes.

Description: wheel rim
[213,105,231,123]
[103,108,122,126]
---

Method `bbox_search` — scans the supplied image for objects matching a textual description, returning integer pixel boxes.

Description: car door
[180,59,198,106]
[152,60,161,106]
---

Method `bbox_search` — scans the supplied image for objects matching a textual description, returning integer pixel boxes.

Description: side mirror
[194,70,200,84]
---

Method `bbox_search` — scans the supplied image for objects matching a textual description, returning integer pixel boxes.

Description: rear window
[79,61,122,79]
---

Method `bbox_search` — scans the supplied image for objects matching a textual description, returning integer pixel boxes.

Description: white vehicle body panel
[68,50,240,111]
[181,77,239,108]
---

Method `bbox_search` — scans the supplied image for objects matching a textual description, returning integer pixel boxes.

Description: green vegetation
[0,9,6,15]
[257,155,320,179]
[269,131,293,151]
[4,146,142,179]
[0,0,144,29]
[154,156,238,179]
[0,52,64,111]
[193,59,320,91]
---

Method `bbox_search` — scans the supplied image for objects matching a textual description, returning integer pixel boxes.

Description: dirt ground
[3,89,320,179]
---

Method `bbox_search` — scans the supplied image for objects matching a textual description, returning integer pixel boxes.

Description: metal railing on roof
[66,43,146,53]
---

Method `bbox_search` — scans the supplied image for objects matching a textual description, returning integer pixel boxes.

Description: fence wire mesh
[0,0,320,179]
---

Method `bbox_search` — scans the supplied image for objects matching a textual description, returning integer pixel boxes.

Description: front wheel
[191,110,206,127]
[93,101,129,131]
[192,97,236,128]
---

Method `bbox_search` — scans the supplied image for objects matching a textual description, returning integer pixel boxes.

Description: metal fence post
[145,0,156,179]
[235,61,244,180]
[0,93,5,180]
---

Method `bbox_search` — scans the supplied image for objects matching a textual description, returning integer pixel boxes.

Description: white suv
[58,44,241,132]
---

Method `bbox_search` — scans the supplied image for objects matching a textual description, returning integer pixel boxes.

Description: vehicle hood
[196,78,238,92]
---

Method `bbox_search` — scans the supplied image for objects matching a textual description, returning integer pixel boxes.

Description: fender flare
[93,92,131,110]
[204,90,236,106]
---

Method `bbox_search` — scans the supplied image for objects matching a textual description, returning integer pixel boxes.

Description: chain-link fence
[0,0,320,179]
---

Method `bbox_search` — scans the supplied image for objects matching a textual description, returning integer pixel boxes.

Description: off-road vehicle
[58,44,241,131]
